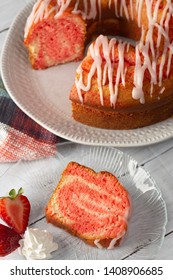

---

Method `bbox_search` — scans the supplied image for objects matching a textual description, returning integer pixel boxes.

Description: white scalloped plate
[1,1,173,147]
[0,143,167,260]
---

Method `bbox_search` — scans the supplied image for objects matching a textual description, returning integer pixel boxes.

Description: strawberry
[0,188,30,234]
[0,224,21,256]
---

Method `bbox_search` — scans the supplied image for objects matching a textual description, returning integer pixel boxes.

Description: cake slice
[24,1,86,69]
[46,161,130,249]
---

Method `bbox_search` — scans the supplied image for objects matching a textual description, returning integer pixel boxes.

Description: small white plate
[0,143,167,260]
[1,1,173,147]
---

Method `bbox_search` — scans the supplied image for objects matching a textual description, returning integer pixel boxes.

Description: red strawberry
[0,224,21,256]
[0,188,30,234]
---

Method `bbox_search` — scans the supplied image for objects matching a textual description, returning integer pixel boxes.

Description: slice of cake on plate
[46,161,131,249]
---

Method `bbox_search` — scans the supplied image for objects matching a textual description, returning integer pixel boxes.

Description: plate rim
[0,142,168,259]
[1,1,173,147]
[50,142,169,259]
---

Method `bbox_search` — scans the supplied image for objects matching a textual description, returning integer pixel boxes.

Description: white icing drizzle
[129,0,134,20]
[132,0,173,103]
[75,35,129,107]
[114,0,119,17]
[94,239,103,249]
[136,0,143,27]
[72,0,102,20]
[107,230,125,250]
[25,0,135,38]
[160,87,166,94]
[24,0,59,38]
[25,0,173,107]
[120,0,130,20]
[108,0,112,9]
[132,44,145,104]
[94,230,126,250]
[112,0,133,20]
[55,0,72,18]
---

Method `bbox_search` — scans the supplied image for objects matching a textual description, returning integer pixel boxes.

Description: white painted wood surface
[0,0,173,260]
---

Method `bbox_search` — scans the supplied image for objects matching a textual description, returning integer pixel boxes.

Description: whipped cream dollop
[19,227,58,260]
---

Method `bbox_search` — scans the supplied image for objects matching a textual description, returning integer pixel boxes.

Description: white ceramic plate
[0,143,167,260]
[1,1,173,147]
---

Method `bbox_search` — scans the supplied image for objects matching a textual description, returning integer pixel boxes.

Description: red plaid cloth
[0,77,62,162]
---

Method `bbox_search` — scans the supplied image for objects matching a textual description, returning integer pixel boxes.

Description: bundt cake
[24,1,173,129]
[46,161,131,249]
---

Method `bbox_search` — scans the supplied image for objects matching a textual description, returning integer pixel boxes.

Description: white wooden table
[0,0,173,260]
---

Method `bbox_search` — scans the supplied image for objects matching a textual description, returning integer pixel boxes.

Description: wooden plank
[129,233,173,260]
[120,137,173,166]
[122,146,173,235]
[144,152,173,234]
[157,233,173,259]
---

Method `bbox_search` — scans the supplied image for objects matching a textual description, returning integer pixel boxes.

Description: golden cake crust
[71,98,173,129]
